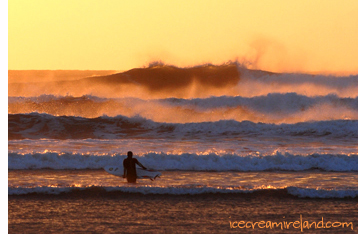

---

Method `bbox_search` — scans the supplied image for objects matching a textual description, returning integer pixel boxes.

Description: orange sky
[8,0,358,74]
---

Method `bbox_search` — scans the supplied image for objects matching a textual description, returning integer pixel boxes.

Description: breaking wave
[8,64,240,98]
[8,151,358,171]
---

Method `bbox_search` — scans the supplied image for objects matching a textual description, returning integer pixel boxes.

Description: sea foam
[8,152,358,171]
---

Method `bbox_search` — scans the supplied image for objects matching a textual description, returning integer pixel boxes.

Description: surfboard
[104,165,161,180]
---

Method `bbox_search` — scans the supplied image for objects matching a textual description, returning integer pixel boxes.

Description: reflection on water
[9,170,358,192]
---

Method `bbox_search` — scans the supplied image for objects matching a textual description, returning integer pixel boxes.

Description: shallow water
[9,170,358,198]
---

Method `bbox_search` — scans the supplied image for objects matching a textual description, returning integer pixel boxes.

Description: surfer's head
[127,151,133,158]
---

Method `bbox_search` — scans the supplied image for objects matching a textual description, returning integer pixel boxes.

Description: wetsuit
[123,158,144,183]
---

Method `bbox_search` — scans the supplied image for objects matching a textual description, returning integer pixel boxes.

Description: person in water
[123,151,147,183]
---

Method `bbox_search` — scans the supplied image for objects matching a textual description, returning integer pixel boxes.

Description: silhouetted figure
[123,151,147,183]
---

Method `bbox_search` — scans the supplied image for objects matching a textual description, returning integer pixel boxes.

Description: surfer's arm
[135,159,147,170]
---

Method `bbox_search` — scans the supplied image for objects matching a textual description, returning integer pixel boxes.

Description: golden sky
[8,0,358,74]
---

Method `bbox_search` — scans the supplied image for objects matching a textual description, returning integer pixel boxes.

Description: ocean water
[8,64,358,233]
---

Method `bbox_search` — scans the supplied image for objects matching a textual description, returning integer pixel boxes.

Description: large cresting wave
[8,64,358,98]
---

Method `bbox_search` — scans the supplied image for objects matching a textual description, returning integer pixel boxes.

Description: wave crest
[8,151,358,171]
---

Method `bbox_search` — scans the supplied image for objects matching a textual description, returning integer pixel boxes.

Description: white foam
[8,152,358,171]
[9,92,358,124]
[238,68,358,98]
[287,187,358,198]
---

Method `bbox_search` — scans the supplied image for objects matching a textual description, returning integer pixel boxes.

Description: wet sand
[9,193,358,233]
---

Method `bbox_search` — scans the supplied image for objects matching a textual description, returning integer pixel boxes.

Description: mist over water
[8,93,358,124]
[8,63,358,125]
[8,64,358,98]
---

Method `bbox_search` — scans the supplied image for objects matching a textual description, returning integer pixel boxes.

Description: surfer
[123,151,147,183]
